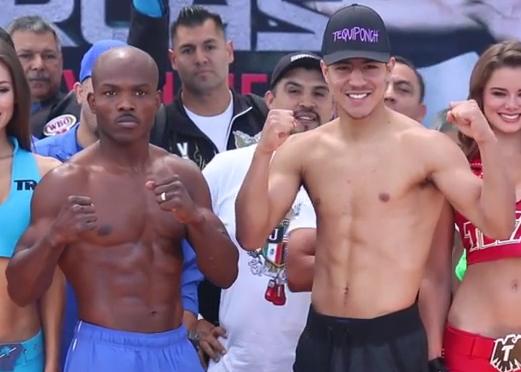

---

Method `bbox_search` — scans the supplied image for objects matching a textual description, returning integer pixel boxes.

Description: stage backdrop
[2,0,520,126]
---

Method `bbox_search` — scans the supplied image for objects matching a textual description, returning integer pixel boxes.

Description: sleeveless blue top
[0,137,41,258]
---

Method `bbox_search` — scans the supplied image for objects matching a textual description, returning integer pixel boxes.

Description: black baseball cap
[270,52,322,89]
[321,4,390,65]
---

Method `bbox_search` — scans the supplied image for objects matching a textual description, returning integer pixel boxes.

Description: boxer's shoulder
[153,149,201,175]
[36,162,89,199]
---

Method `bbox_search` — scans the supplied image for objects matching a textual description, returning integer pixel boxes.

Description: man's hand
[146,176,202,224]
[257,109,296,154]
[194,319,227,363]
[446,100,495,145]
[49,195,97,245]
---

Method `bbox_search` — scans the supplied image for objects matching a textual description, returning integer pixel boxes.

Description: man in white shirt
[199,51,334,372]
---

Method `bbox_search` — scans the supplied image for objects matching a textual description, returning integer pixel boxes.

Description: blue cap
[79,39,127,82]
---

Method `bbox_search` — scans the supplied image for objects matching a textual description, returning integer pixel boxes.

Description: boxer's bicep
[14,170,67,254]
[435,166,482,220]
[266,142,302,228]
[429,135,482,223]
[32,163,78,220]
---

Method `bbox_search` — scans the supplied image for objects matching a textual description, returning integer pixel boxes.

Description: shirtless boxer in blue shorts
[7,46,238,372]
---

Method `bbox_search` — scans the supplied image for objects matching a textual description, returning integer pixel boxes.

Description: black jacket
[151,90,267,169]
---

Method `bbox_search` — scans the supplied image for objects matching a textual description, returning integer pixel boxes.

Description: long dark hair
[0,40,31,150]
[460,40,521,159]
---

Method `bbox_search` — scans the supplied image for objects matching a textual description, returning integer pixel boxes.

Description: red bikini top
[454,158,521,265]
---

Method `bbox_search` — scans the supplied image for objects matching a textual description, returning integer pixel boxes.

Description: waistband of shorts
[74,321,188,348]
[0,329,43,366]
[444,325,496,360]
[306,302,422,341]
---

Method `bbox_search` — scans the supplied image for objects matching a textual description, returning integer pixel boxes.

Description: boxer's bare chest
[72,169,183,247]
[303,138,433,220]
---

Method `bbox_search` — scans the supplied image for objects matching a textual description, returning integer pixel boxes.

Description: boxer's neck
[97,137,150,171]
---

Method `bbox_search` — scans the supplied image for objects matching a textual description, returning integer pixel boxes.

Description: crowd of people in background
[1,1,521,372]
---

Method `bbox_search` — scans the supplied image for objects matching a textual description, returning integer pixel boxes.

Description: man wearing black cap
[193,51,332,372]
[236,4,514,372]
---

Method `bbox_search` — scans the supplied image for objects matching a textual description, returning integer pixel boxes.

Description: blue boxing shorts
[0,330,43,372]
[64,321,203,372]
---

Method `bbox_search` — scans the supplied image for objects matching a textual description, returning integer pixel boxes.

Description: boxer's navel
[343,286,350,305]
[378,192,390,202]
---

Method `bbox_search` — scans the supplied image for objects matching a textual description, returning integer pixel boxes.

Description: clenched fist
[146,176,202,224]
[446,100,495,144]
[257,109,297,153]
[50,195,97,245]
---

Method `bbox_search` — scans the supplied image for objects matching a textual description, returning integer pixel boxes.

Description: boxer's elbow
[287,275,311,293]
[220,269,238,289]
[224,251,239,288]
[235,211,270,251]
[493,226,513,242]
[481,199,516,240]
[213,265,238,289]
[211,249,239,289]
[6,266,37,306]
[236,226,255,251]
[8,289,33,307]
[286,260,314,293]
[484,214,515,241]
[498,217,516,240]
[236,228,267,252]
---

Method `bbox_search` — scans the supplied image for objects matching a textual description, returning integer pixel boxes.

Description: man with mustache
[32,39,204,370]
[6,46,238,372]
[7,16,78,139]
[385,56,427,123]
[196,51,333,372]
[7,0,172,139]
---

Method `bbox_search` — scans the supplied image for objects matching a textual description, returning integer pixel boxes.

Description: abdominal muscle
[0,259,40,342]
[309,211,437,319]
[62,239,185,333]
